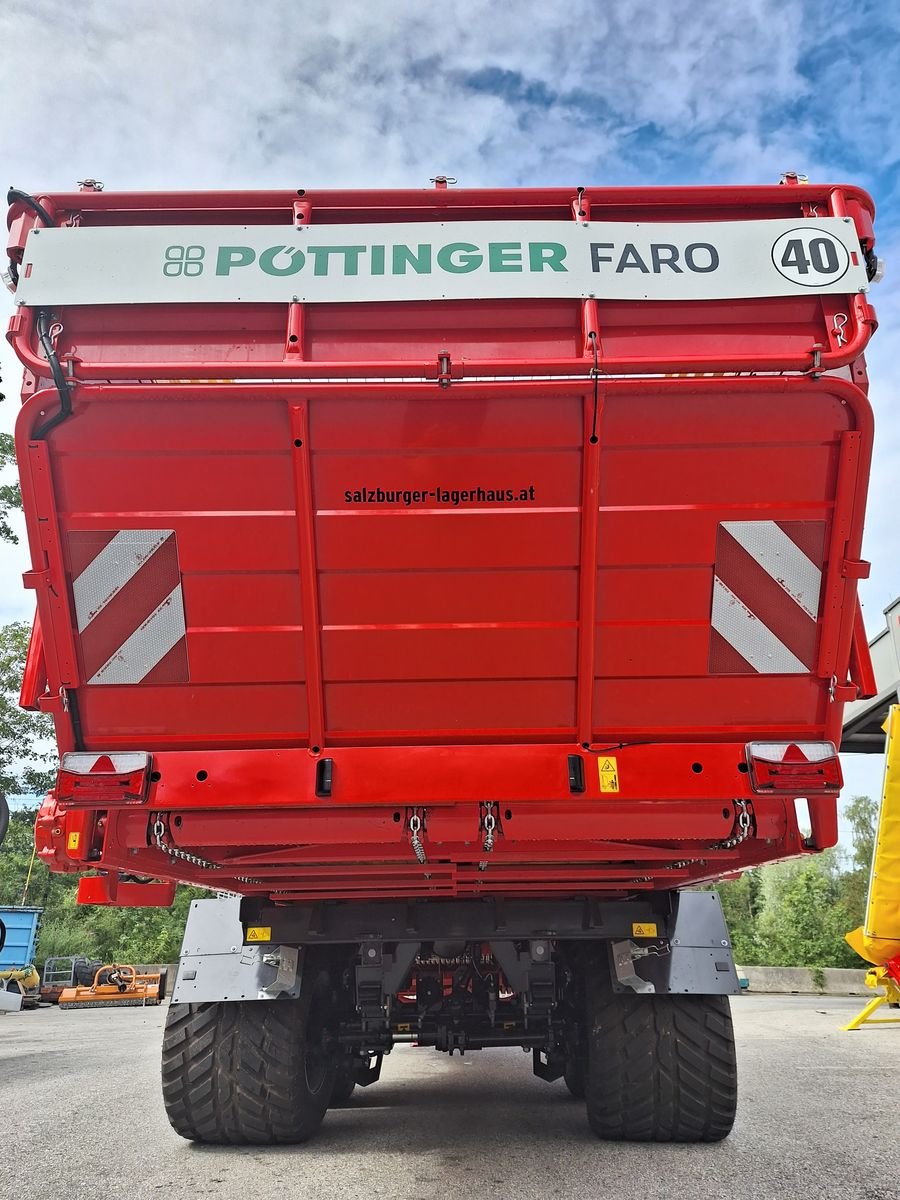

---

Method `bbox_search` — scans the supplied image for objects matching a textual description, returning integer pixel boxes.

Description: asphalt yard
[4,994,899,1200]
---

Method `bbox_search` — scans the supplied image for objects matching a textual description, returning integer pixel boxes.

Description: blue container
[0,906,43,969]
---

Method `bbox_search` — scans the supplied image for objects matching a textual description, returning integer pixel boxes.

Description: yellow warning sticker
[246,926,272,943]
[66,831,80,851]
[598,756,620,793]
[632,923,658,938]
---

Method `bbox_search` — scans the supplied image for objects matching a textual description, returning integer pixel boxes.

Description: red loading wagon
[6,177,881,1143]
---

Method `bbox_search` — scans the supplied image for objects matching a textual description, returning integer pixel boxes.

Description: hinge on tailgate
[842,558,870,580]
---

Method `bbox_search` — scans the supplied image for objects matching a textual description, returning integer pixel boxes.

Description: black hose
[33,309,73,438]
[6,189,55,290]
[0,792,9,846]
[7,188,54,229]
[29,312,85,750]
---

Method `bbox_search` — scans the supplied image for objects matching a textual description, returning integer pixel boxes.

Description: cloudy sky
[0,0,897,812]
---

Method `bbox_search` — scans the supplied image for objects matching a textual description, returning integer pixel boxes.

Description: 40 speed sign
[771,226,853,286]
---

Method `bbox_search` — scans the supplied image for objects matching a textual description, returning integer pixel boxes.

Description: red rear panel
[21,376,864,754]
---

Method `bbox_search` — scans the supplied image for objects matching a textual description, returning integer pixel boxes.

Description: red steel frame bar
[289,402,326,751]
[6,182,877,217]
[7,300,877,381]
[576,388,602,746]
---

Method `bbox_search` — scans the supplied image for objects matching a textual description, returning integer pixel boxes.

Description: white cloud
[0,0,897,636]
[0,1,844,189]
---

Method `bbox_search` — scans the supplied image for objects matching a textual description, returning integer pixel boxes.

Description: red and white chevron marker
[709,520,826,675]
[69,529,188,685]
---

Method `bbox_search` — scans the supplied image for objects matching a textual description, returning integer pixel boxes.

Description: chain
[408,812,427,864]
[717,800,753,850]
[152,816,262,885]
[477,803,500,871]
[153,817,221,871]
[482,803,497,853]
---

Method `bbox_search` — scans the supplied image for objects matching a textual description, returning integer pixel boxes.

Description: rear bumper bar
[34,739,839,903]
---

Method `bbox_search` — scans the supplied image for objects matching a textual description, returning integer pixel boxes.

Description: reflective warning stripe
[721,521,822,619]
[72,529,173,632]
[711,578,808,674]
[87,584,186,685]
[709,519,825,676]
[69,529,188,686]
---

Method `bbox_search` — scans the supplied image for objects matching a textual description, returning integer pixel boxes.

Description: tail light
[745,742,842,795]
[56,752,151,808]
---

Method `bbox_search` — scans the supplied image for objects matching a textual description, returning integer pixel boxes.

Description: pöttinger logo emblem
[163,244,205,277]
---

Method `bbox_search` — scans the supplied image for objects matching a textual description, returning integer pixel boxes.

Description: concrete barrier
[737,965,870,996]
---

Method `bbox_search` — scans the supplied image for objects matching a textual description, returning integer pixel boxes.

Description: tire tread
[584,970,737,1143]
[161,986,332,1145]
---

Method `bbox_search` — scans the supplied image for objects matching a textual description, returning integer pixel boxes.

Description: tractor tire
[584,963,737,1143]
[161,968,335,1145]
[563,1058,585,1099]
[74,959,101,987]
[330,1070,357,1106]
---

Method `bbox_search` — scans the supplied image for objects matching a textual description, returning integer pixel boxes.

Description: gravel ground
[3,994,899,1200]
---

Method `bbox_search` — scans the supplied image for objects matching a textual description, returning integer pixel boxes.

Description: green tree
[844,792,878,877]
[1,621,55,808]
[0,431,21,545]
[840,793,879,960]
[1,429,51,832]
[0,806,75,910]
[717,869,764,964]
[753,849,859,969]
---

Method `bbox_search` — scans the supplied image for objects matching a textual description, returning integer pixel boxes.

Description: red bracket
[285,301,304,356]
[842,559,870,580]
[77,874,176,907]
[284,196,311,356]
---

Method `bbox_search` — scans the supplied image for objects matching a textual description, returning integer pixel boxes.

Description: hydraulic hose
[28,312,85,750]
[7,188,54,229]
[6,188,55,287]
[33,309,73,439]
